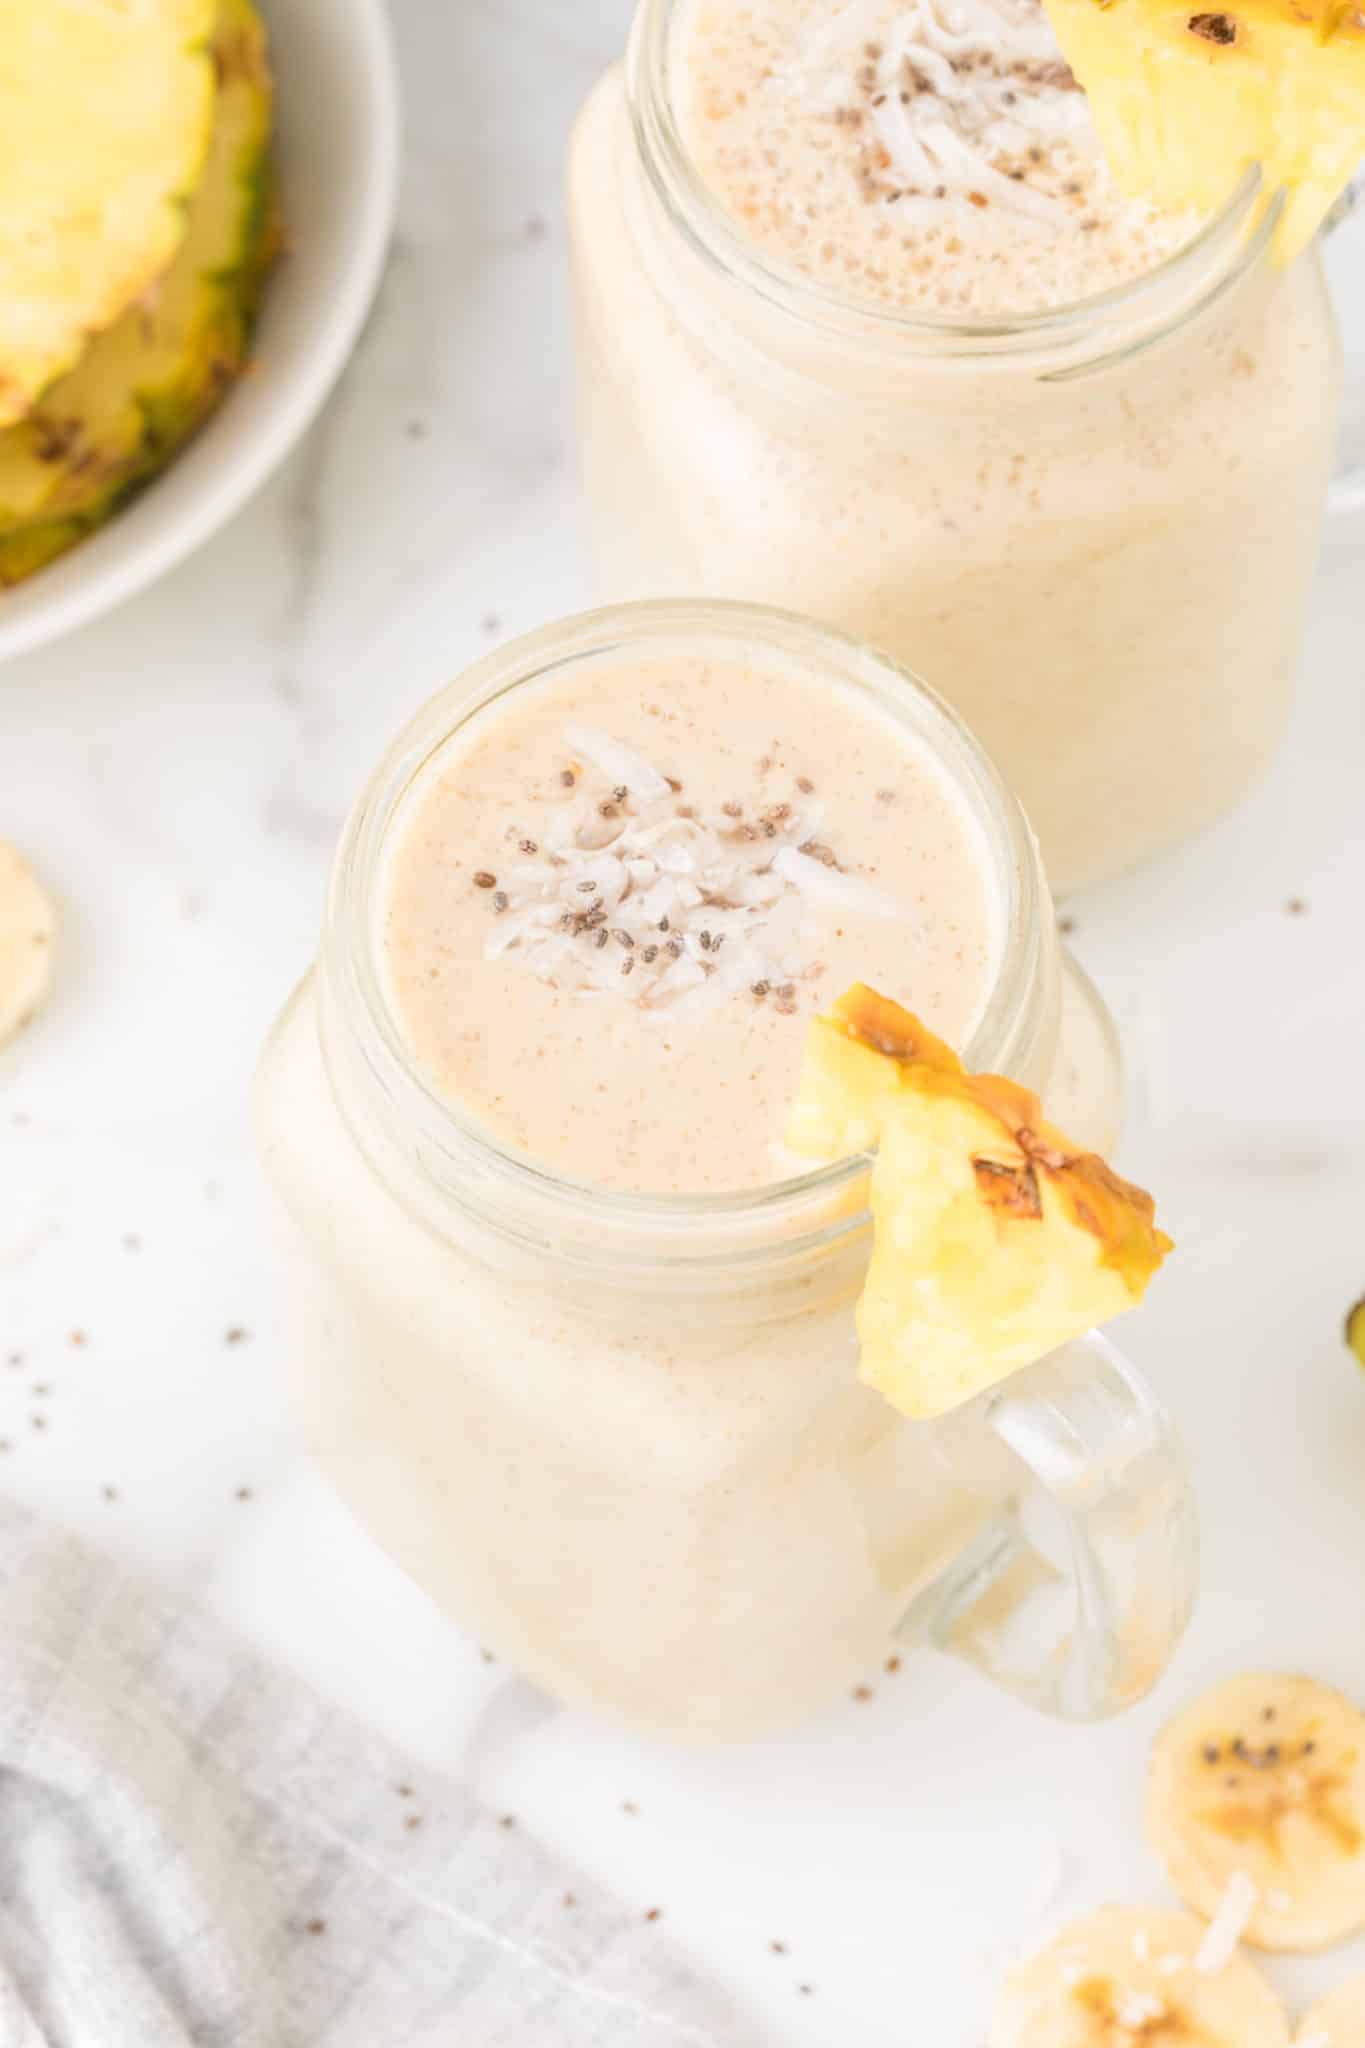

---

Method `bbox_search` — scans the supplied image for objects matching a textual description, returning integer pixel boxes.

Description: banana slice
[1149,1672,1365,1952]
[1298,1975,1365,2045]
[0,841,54,1048]
[990,1905,1289,2047]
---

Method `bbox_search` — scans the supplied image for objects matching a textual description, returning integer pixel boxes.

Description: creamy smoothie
[681,0,1199,317]
[257,608,1127,1739]
[568,0,1340,890]
[381,653,997,1194]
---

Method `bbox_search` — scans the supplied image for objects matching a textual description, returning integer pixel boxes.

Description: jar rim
[318,599,1057,1262]
[625,0,1281,367]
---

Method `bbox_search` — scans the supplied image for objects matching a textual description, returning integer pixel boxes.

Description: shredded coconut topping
[1193,1871,1258,1975]
[478,727,910,1014]
[788,0,1090,224]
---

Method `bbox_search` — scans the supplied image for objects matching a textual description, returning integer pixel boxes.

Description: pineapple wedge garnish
[0,0,278,575]
[0,0,216,428]
[1041,0,1365,260]
[788,985,1172,1420]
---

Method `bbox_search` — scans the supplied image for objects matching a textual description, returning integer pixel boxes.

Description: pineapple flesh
[0,0,217,428]
[0,0,278,586]
[1041,0,1365,259]
[788,986,1172,1421]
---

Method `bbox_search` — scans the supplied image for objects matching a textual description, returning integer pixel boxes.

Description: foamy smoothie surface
[679,0,1204,316]
[379,655,998,1194]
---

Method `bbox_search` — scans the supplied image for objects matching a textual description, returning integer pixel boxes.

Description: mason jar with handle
[255,601,1196,1741]
[569,2,1360,894]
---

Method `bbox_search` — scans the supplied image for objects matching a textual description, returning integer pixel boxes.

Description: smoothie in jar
[256,604,1138,1740]
[568,0,1340,890]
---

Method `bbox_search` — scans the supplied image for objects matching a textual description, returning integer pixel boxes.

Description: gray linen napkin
[0,1498,758,2048]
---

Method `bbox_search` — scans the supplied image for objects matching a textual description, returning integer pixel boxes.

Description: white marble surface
[4,3,1365,2041]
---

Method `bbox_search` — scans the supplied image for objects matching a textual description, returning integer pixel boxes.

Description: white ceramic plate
[0,0,401,664]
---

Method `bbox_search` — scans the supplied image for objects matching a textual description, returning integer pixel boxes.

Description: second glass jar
[568,6,1341,893]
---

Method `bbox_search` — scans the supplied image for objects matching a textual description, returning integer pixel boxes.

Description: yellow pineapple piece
[1040,0,1365,259]
[788,985,1172,1420]
[1347,1293,1365,1368]
[786,983,964,1162]
[0,0,216,428]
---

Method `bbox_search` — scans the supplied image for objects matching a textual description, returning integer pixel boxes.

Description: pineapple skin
[0,0,279,585]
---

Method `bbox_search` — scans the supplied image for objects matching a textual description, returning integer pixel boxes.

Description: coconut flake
[563,723,672,803]
[1193,1873,1258,1976]
[772,844,905,917]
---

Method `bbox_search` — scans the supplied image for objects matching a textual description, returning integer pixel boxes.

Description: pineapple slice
[787,985,1172,1420]
[0,0,278,584]
[1041,0,1365,259]
[0,0,216,429]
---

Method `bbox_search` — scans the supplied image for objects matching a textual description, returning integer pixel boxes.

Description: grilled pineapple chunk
[0,0,216,428]
[1041,0,1365,259]
[0,0,277,583]
[788,985,1172,1419]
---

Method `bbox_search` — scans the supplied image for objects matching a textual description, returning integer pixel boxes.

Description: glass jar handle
[1325,175,1365,514]
[897,1331,1198,1720]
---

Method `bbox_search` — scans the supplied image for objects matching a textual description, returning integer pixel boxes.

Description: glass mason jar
[568,6,1349,893]
[255,601,1195,1743]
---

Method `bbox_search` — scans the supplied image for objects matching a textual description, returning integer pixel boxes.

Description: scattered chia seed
[473,872,497,890]
[796,777,814,794]
[614,930,634,949]
[576,880,597,893]
[594,930,609,949]
[518,839,538,854]
[560,769,576,788]
[722,801,743,818]
[492,892,509,912]
[642,946,659,963]
[612,785,628,803]
[621,956,634,977]
[752,980,770,998]
[598,802,618,819]
[306,1919,327,1937]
